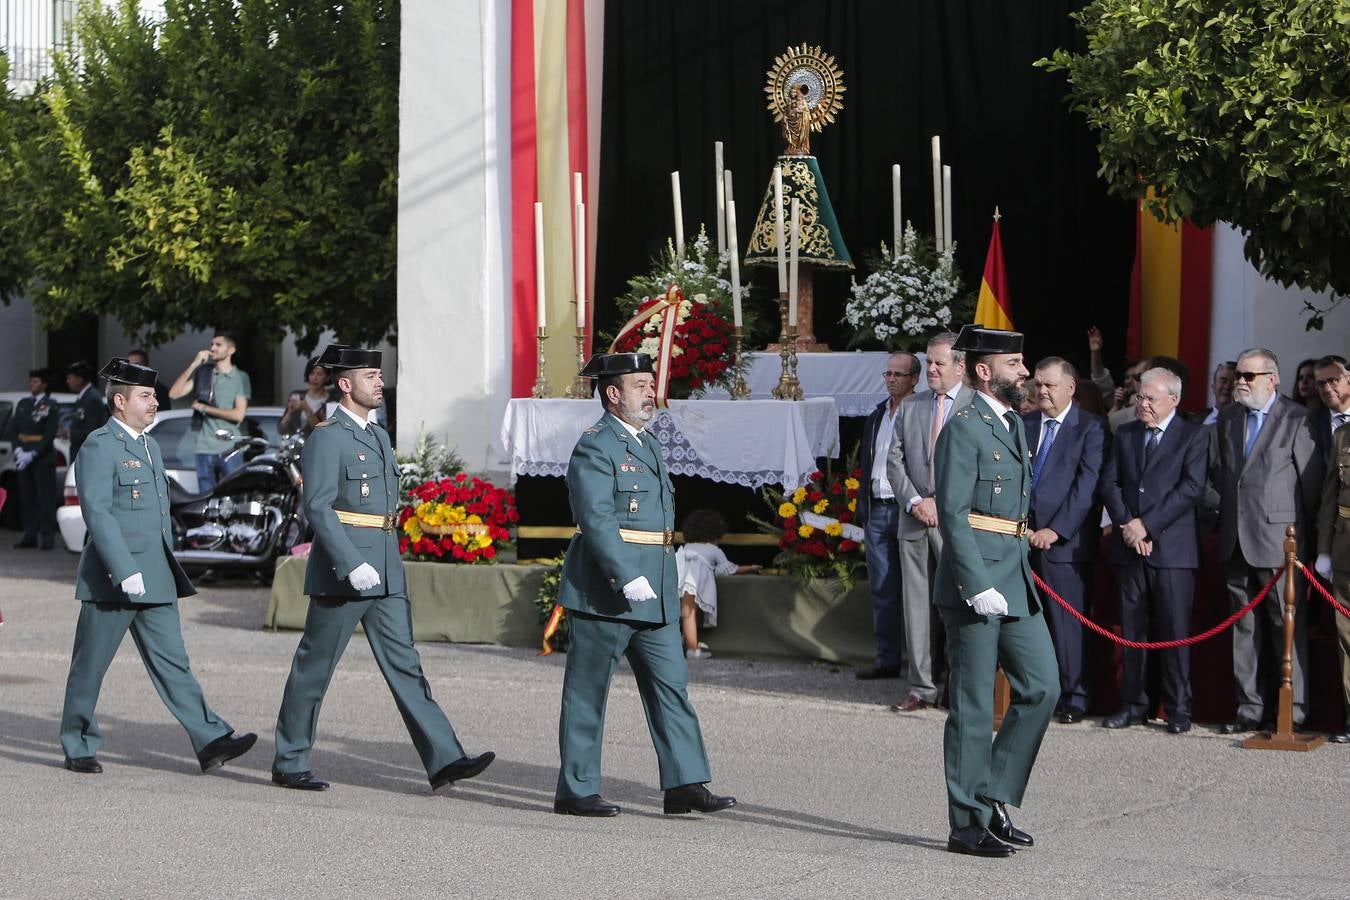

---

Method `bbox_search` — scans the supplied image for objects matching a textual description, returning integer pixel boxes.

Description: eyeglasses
[882,370,919,378]
[1234,370,1275,382]
[1316,373,1346,389]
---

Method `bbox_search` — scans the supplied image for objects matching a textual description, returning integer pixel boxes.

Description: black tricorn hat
[953,324,1024,355]
[579,352,656,379]
[98,357,157,387]
[66,360,95,380]
[316,344,382,370]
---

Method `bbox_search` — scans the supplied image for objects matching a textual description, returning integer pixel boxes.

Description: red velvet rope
[1297,561,1350,619]
[1033,568,1280,650]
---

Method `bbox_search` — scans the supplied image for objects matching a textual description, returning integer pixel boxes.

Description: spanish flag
[975,211,1014,331]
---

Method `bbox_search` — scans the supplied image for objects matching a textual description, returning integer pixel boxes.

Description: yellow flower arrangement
[798,524,815,538]
[825,522,844,537]
[844,477,860,491]
[778,501,798,518]
[792,486,808,505]
[813,498,830,514]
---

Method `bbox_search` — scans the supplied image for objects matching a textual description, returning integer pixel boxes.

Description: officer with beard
[932,326,1059,858]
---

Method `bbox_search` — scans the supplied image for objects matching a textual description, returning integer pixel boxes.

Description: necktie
[1334,412,1348,433]
[1243,411,1261,458]
[1031,420,1058,490]
[929,392,947,460]
[1144,426,1159,464]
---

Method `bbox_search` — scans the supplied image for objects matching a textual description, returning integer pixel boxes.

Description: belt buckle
[1015,519,1028,540]
[664,530,674,545]
[383,512,397,532]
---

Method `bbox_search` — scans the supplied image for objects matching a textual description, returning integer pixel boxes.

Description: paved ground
[1,541,1347,899]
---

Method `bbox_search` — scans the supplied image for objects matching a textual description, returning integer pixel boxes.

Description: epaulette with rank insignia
[313,418,334,428]
[583,425,602,436]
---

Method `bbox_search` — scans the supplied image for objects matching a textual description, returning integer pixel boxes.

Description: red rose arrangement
[398,473,518,563]
[749,460,866,588]
[610,291,736,398]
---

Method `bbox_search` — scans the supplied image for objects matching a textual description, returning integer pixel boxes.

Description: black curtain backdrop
[597,1,1135,376]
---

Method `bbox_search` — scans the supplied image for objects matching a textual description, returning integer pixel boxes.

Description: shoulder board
[313,418,334,428]
[954,408,972,419]
[583,425,602,436]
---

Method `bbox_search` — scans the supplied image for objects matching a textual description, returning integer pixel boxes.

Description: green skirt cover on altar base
[744,155,853,271]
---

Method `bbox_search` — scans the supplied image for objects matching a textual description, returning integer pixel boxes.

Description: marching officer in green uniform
[932,326,1059,857]
[553,352,736,817]
[66,360,109,460]
[59,358,257,775]
[271,345,494,792]
[7,368,60,549]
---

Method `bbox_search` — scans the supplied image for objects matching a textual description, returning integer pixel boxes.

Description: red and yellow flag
[975,213,1014,331]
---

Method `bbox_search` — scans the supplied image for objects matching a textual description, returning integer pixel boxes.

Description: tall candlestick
[773,166,787,294]
[726,199,742,327]
[788,196,801,326]
[942,165,953,250]
[714,141,725,255]
[891,163,903,256]
[534,201,546,327]
[572,171,583,209]
[671,170,685,257]
[931,135,944,252]
[574,201,586,328]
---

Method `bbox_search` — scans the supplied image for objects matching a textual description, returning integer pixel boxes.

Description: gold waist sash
[576,526,674,546]
[335,509,397,532]
[968,513,1028,539]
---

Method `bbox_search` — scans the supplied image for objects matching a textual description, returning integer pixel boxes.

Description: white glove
[348,562,382,591]
[622,576,658,603]
[120,572,146,597]
[14,448,34,471]
[1316,554,1334,582]
[967,587,1009,617]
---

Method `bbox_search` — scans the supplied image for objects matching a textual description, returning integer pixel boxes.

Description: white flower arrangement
[842,223,970,350]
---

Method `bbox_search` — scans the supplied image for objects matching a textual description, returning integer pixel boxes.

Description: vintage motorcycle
[169,431,308,577]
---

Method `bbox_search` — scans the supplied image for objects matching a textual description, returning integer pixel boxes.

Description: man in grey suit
[886,332,973,710]
[1209,347,1324,733]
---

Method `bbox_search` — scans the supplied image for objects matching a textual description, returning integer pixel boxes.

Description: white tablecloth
[499,397,841,490]
[701,351,895,416]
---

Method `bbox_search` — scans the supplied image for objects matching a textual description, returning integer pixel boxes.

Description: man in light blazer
[886,332,973,710]
[1099,367,1209,733]
[1209,347,1324,733]
[1021,358,1107,724]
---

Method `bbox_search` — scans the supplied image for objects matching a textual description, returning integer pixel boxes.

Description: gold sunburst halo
[764,43,846,133]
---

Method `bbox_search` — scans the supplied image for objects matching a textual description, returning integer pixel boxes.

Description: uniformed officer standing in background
[271,344,494,792]
[932,326,1060,858]
[66,360,109,460]
[7,367,60,549]
[59,358,257,775]
[553,352,736,818]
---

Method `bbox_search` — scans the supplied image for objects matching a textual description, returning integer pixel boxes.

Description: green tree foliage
[1040,1,1350,324]
[2,0,399,350]
[0,55,37,302]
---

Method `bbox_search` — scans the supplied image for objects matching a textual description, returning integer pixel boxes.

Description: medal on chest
[361,482,371,498]
[628,496,640,514]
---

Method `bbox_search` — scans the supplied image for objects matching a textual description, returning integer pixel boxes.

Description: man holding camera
[169,330,251,492]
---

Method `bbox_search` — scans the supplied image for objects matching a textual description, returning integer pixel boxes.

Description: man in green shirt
[169,330,251,492]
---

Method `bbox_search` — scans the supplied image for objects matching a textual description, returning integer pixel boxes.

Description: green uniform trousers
[272,592,465,777]
[556,612,711,799]
[938,603,1059,831]
[60,601,231,759]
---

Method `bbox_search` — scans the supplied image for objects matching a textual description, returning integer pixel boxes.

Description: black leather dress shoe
[855,665,902,680]
[983,798,1033,846]
[1218,717,1261,735]
[430,751,495,790]
[663,783,737,814]
[64,755,103,774]
[1328,731,1350,744]
[947,825,1015,857]
[1056,708,1085,724]
[1167,720,1192,734]
[553,794,620,817]
[197,731,258,772]
[271,769,330,791]
[1102,711,1146,729]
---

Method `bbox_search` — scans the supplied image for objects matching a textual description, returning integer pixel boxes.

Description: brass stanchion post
[1243,525,1324,751]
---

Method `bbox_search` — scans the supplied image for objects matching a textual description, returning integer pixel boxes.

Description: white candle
[788,196,801,326]
[714,141,725,255]
[574,201,586,328]
[892,163,903,256]
[572,171,583,209]
[534,202,546,329]
[671,170,685,257]
[773,166,787,294]
[723,168,734,207]
[931,135,944,252]
[942,165,953,250]
[726,199,742,327]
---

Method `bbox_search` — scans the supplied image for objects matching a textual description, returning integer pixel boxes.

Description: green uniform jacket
[301,410,405,598]
[932,395,1039,617]
[1319,425,1350,574]
[558,414,679,625]
[8,392,60,458]
[69,385,110,459]
[74,422,195,605]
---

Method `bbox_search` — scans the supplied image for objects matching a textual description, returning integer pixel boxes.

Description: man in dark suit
[1198,361,1236,426]
[1099,367,1209,733]
[1312,355,1350,465]
[1209,348,1324,733]
[65,361,108,460]
[6,368,60,549]
[855,350,921,680]
[1022,357,1107,724]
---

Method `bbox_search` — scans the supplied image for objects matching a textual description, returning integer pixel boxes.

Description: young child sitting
[676,509,761,659]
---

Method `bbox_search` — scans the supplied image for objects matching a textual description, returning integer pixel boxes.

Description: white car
[0,391,76,531]
[57,407,285,552]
